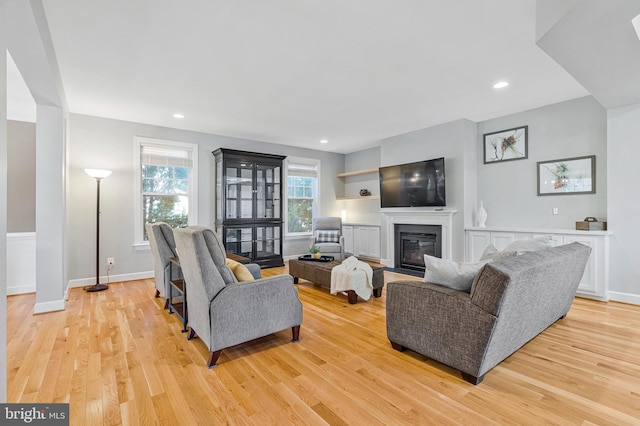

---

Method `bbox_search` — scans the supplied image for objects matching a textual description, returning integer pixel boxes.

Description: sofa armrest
[208,274,303,351]
[386,280,497,376]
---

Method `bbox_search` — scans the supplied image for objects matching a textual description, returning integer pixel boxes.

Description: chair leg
[207,350,222,368]
[154,289,160,298]
[291,325,301,342]
[390,341,406,352]
[186,328,196,340]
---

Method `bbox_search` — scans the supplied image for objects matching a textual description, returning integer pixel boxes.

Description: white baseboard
[7,284,36,295]
[608,291,640,305]
[68,271,154,289]
[34,299,65,314]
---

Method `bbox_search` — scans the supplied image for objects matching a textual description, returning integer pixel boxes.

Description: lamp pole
[83,169,112,292]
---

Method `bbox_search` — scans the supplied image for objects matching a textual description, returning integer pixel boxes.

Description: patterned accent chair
[146,222,182,302]
[310,217,345,260]
[173,226,303,368]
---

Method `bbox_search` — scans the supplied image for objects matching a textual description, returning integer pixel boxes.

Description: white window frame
[133,136,198,248]
[284,156,321,238]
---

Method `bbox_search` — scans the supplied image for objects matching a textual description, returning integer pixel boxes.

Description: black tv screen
[379,157,446,208]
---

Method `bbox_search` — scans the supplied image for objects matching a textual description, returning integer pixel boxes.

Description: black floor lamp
[84,168,112,292]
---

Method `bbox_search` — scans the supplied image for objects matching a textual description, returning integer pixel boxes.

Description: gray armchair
[310,216,345,260]
[174,226,303,368]
[146,222,181,302]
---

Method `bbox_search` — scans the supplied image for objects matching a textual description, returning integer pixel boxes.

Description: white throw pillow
[479,244,519,262]
[423,255,489,292]
[503,235,554,254]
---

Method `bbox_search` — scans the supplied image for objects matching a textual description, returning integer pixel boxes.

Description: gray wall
[343,146,381,225]
[477,96,607,228]
[67,113,344,281]
[607,103,640,300]
[7,120,35,232]
[379,119,478,262]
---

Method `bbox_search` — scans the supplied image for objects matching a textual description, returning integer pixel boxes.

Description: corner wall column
[34,104,66,313]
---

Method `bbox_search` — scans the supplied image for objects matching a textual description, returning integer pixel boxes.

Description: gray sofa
[386,242,591,384]
[174,226,303,368]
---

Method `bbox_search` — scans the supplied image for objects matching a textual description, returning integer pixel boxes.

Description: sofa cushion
[502,235,554,254]
[316,230,340,243]
[225,258,255,282]
[423,255,489,292]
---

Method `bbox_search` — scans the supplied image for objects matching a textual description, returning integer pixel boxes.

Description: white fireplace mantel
[380,209,458,267]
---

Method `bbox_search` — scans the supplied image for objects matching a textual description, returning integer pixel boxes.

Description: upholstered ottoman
[288,258,384,304]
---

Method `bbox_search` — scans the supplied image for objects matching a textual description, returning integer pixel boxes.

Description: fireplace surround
[381,209,457,269]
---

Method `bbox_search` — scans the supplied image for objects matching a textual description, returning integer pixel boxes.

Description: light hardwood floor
[7,264,640,425]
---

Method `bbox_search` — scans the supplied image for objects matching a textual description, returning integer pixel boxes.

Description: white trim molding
[67,270,154,289]
[608,291,640,305]
[380,209,458,267]
[34,299,65,314]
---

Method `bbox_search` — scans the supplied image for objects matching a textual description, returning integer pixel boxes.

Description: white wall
[477,96,607,229]
[378,119,477,261]
[67,113,345,281]
[607,103,640,303]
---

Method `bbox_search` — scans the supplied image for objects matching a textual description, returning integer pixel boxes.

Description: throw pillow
[503,235,554,254]
[479,244,519,262]
[225,258,255,282]
[479,244,498,261]
[316,230,340,243]
[423,255,489,293]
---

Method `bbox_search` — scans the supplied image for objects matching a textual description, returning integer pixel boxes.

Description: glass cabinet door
[225,161,254,219]
[255,225,281,259]
[224,227,253,258]
[256,164,281,219]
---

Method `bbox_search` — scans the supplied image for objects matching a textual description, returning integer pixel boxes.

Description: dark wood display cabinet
[213,148,285,268]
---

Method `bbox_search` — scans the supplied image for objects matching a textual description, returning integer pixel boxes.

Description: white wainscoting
[6,232,36,295]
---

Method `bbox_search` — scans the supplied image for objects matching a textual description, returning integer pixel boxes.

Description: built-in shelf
[336,168,379,178]
[337,195,380,201]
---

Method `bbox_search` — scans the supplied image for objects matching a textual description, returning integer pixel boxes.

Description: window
[285,157,320,235]
[134,137,198,246]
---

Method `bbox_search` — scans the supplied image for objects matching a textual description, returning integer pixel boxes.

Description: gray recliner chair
[173,226,303,368]
[146,222,182,302]
[310,216,345,260]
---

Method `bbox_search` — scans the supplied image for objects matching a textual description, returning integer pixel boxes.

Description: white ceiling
[15,0,595,153]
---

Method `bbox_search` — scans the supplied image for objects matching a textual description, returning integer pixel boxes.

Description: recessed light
[173,113,185,119]
[493,81,509,89]
[320,139,328,144]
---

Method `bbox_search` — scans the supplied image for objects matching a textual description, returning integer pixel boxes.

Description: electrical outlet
[552,207,559,215]
[107,257,114,269]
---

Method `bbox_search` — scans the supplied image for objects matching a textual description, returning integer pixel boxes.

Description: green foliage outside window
[287,175,315,233]
[142,165,189,239]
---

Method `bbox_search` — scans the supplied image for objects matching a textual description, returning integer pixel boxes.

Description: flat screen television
[379,157,446,208]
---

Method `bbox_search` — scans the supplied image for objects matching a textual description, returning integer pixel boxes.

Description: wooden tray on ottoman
[288,258,384,304]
